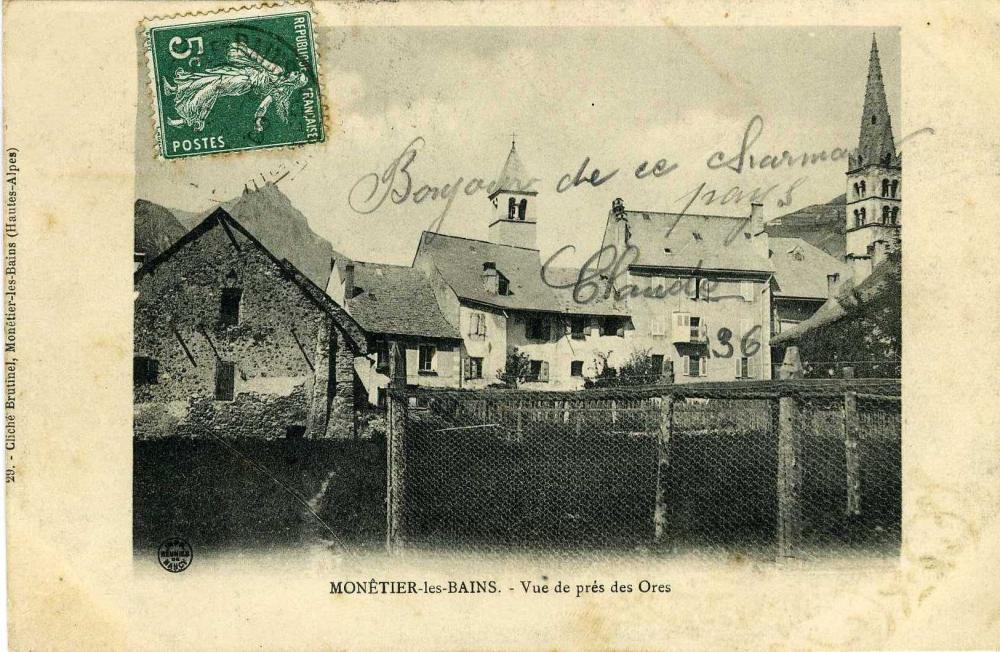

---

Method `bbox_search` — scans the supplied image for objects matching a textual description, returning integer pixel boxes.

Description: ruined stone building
[133,208,367,439]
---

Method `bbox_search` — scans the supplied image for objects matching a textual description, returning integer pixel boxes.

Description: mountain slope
[766,193,847,259]
[135,199,187,259]
[136,183,335,288]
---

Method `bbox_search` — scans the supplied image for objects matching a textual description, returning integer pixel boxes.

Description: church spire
[850,35,899,170]
[495,138,534,194]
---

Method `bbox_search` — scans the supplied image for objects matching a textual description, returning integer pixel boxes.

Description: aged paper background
[4,0,1000,649]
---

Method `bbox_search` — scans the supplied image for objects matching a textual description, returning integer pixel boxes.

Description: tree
[585,348,663,388]
[496,348,532,388]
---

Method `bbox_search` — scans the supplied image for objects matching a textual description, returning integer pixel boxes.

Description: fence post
[776,394,802,558]
[844,390,861,517]
[653,393,674,544]
[386,341,407,552]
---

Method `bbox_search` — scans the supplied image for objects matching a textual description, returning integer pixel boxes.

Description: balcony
[671,313,708,345]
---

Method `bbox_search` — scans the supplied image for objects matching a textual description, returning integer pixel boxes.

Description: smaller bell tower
[488,136,539,249]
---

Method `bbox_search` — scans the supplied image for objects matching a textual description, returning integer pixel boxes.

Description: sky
[136,26,901,267]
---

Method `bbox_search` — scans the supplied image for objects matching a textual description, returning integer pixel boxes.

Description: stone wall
[134,216,360,439]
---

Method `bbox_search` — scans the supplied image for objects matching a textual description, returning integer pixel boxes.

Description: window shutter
[463,357,471,380]
[748,356,757,379]
[686,278,697,299]
[701,279,711,301]
[540,361,550,382]
[683,356,691,376]
[699,356,707,376]
[478,314,486,336]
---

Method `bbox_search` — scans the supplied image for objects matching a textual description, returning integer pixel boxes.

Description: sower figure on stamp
[162,42,307,132]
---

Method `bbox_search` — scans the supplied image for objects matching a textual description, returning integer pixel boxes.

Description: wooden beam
[654,394,674,544]
[844,390,861,517]
[386,340,407,552]
[776,396,803,558]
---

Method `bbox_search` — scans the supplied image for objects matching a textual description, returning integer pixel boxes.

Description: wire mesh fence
[387,379,901,559]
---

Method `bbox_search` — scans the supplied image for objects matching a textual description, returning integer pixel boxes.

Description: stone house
[412,231,629,390]
[325,259,463,407]
[133,208,367,439]
[596,200,775,383]
[769,237,849,337]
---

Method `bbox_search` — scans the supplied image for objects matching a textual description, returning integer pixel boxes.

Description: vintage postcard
[4,1,1000,649]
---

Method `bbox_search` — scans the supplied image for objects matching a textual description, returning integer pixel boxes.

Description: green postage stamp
[147,9,325,159]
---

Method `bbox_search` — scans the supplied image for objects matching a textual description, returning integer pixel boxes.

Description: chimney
[343,262,355,303]
[612,197,625,219]
[826,273,840,298]
[481,262,499,294]
[750,203,768,259]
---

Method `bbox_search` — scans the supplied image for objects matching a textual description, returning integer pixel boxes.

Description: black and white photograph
[133,25,902,560]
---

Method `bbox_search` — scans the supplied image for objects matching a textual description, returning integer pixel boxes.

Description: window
[570,317,587,339]
[570,360,584,377]
[497,273,510,296]
[891,207,900,225]
[859,207,866,224]
[518,198,527,221]
[882,206,891,224]
[738,356,754,379]
[690,316,702,341]
[134,356,159,385]
[891,180,899,198]
[214,361,235,401]
[651,354,664,378]
[469,312,487,339]
[528,360,550,382]
[375,340,389,372]
[600,316,623,337]
[859,180,866,197]
[685,354,705,377]
[882,178,890,197]
[853,182,860,198]
[464,356,483,380]
[740,280,755,302]
[688,277,710,301]
[526,317,548,340]
[418,345,436,373]
[220,288,242,326]
[377,388,387,409]
[507,197,516,219]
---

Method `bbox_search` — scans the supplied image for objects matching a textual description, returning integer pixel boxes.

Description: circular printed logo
[157,537,193,573]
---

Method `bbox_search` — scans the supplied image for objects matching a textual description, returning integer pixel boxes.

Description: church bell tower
[487,137,539,249]
[845,35,901,282]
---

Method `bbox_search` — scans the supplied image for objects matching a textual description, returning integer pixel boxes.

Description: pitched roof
[414,231,624,316]
[612,210,773,274]
[850,36,900,170]
[769,237,850,300]
[493,141,536,194]
[135,208,367,353]
[772,254,899,345]
[346,261,461,340]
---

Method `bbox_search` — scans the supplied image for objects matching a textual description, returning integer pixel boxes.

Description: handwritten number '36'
[711,325,761,358]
